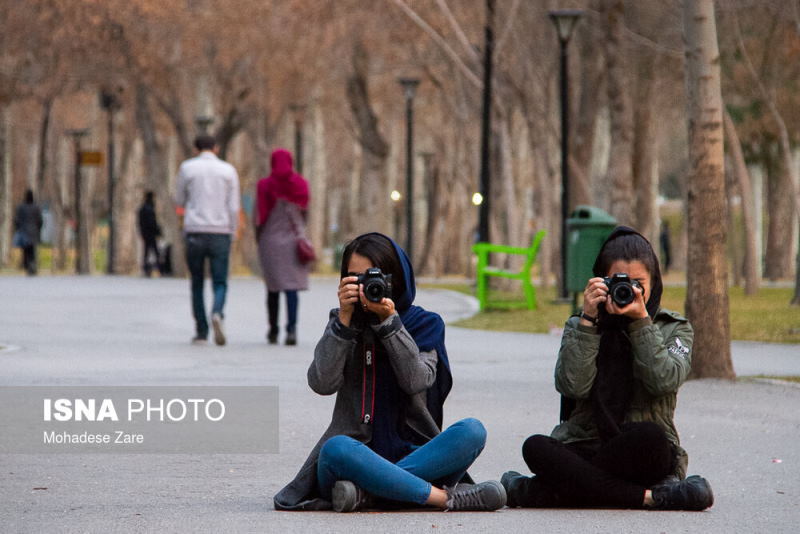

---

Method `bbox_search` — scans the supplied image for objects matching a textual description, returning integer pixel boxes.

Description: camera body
[357,268,393,303]
[602,273,642,307]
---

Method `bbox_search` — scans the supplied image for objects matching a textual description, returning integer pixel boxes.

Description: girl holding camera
[274,232,505,512]
[502,226,714,511]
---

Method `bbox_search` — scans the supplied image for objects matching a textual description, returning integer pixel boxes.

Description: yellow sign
[80,151,104,166]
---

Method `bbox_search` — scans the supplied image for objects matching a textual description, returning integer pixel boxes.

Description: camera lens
[364,281,385,302]
[612,284,634,306]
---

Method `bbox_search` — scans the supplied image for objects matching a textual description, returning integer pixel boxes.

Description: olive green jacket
[552,309,693,479]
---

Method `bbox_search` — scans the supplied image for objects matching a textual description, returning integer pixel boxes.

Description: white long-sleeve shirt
[174,151,240,235]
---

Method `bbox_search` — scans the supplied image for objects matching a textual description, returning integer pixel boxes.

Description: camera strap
[360,332,377,425]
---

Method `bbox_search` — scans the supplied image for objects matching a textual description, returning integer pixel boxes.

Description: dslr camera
[602,273,642,307]
[357,268,393,303]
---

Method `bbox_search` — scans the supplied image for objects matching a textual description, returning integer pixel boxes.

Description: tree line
[0,0,798,375]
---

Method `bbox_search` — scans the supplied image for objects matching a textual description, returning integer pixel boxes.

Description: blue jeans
[185,233,231,338]
[317,418,487,505]
[267,290,298,333]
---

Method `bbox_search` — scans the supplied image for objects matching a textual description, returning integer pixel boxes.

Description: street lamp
[549,8,583,300]
[477,0,495,245]
[289,103,307,174]
[390,190,402,241]
[100,88,121,274]
[398,77,420,261]
[66,128,90,275]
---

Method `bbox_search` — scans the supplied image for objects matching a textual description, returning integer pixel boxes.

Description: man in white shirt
[174,135,240,345]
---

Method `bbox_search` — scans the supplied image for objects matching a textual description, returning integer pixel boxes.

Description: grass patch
[423,282,800,343]
[747,375,800,383]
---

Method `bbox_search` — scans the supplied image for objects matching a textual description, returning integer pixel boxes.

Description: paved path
[1,275,798,533]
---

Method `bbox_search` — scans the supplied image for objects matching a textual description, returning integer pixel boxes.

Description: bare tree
[682,0,734,379]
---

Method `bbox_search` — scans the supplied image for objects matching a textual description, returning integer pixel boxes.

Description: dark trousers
[518,422,673,508]
[142,237,160,276]
[22,245,37,275]
[267,290,298,333]
[185,233,231,338]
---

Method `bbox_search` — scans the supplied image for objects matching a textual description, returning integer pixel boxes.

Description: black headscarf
[561,226,663,441]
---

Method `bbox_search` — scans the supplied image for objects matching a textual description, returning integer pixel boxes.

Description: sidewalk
[1,275,798,533]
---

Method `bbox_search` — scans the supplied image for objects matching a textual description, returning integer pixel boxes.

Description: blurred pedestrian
[13,189,43,276]
[255,148,311,346]
[174,134,241,346]
[659,221,672,274]
[137,191,162,277]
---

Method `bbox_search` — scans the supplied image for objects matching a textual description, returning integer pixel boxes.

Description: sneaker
[332,480,370,513]
[501,471,525,508]
[191,336,208,346]
[285,331,297,346]
[267,328,278,345]
[211,313,226,346]
[501,471,561,508]
[650,475,714,511]
[445,480,506,511]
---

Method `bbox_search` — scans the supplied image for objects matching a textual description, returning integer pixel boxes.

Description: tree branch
[386,0,482,89]
[434,0,480,65]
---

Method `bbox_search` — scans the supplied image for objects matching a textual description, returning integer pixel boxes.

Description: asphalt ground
[1,275,798,533]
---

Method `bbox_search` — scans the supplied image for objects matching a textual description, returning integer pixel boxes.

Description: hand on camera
[582,277,608,320]
[359,286,396,323]
[605,284,648,320]
[338,276,360,326]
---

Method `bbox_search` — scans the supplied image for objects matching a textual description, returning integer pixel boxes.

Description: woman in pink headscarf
[255,148,311,345]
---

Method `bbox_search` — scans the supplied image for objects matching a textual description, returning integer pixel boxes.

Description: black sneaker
[501,471,561,508]
[501,471,525,508]
[285,331,297,346]
[445,480,506,511]
[650,475,714,511]
[267,328,278,345]
[332,480,370,512]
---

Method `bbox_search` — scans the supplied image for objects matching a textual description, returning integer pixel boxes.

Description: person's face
[606,259,651,302]
[346,253,374,277]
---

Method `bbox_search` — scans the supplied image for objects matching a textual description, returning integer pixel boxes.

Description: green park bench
[472,229,547,312]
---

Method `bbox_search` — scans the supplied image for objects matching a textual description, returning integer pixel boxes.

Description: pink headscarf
[256,149,310,226]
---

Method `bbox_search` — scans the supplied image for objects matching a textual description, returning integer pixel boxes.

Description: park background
[0,0,798,375]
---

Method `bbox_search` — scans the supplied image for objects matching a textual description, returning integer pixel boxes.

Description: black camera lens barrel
[357,268,393,303]
[602,273,641,307]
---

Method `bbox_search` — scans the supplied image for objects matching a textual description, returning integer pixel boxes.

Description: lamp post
[549,8,583,300]
[289,103,307,174]
[100,88,121,274]
[398,77,420,261]
[477,0,495,245]
[66,128,90,275]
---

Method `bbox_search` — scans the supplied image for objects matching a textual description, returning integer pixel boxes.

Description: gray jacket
[552,309,693,479]
[273,310,440,510]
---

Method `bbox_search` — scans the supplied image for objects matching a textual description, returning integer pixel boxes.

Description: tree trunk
[763,147,796,280]
[346,42,389,235]
[571,18,605,209]
[724,153,742,288]
[632,71,658,244]
[682,0,734,379]
[604,0,635,225]
[36,97,53,201]
[723,110,759,295]
[0,108,10,267]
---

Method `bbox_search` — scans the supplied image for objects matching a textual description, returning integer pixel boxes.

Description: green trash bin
[566,205,618,293]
